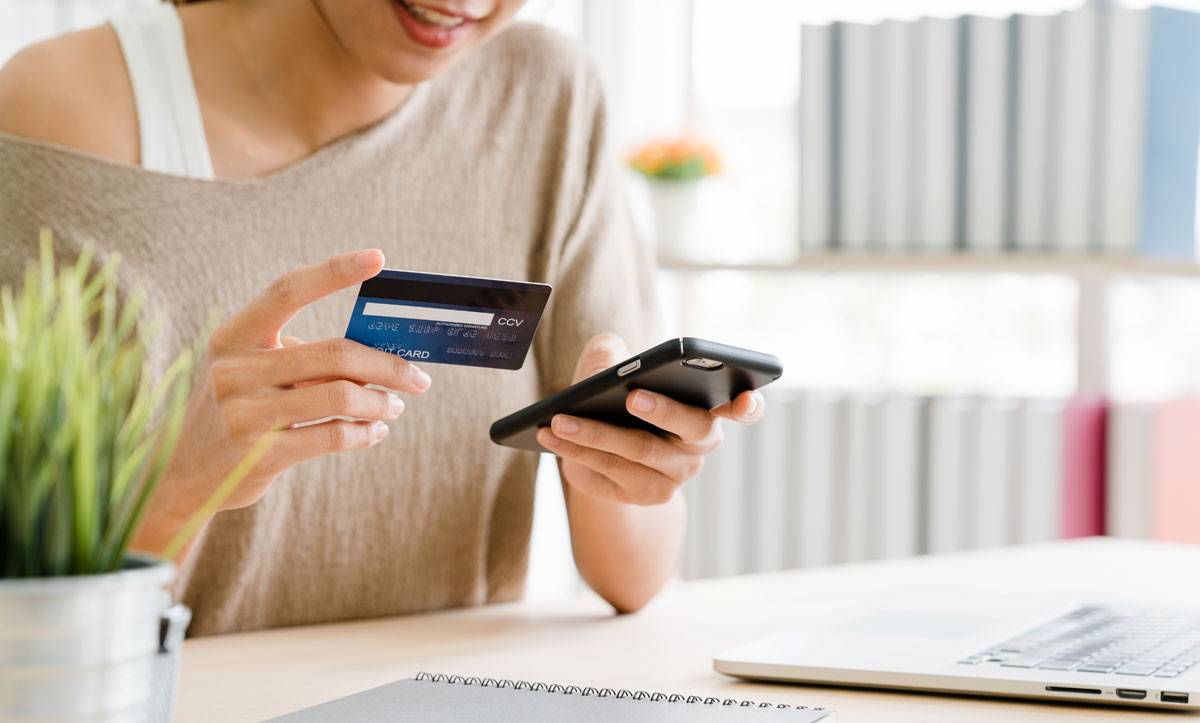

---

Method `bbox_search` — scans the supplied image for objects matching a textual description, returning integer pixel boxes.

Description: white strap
[110,4,214,179]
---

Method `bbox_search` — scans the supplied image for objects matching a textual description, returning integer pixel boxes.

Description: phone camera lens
[684,357,724,370]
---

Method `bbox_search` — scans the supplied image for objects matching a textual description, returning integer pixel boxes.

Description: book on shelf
[1060,395,1106,538]
[799,23,835,252]
[911,16,961,253]
[795,393,843,568]
[962,14,1013,254]
[747,392,793,573]
[1050,3,1100,255]
[1010,12,1057,254]
[1097,4,1150,258]
[1098,5,1200,260]
[873,395,925,559]
[835,21,881,252]
[973,398,1020,548]
[839,394,884,563]
[878,19,915,253]
[1017,398,1066,544]
[1152,399,1200,544]
[1106,401,1155,539]
[925,396,979,553]
[709,420,748,577]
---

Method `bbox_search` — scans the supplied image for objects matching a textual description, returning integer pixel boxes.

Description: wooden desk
[177,538,1200,721]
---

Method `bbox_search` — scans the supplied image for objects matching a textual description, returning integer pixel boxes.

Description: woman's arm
[560,469,686,613]
[546,334,764,613]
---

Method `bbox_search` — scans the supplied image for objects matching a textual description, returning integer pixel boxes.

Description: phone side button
[617,359,641,377]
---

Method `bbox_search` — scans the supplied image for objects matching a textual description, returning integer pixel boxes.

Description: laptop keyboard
[957,606,1200,678]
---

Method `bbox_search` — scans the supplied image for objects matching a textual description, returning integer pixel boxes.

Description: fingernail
[410,365,431,390]
[372,421,389,442]
[553,415,580,435]
[538,429,561,447]
[744,394,759,418]
[355,249,383,268]
[388,394,404,416]
[631,391,655,414]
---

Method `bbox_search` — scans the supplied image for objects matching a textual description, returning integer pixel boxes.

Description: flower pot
[0,555,188,721]
[646,178,703,264]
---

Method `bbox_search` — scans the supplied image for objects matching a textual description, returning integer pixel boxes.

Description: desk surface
[177,538,1200,722]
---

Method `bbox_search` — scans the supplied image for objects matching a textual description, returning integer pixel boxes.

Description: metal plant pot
[0,555,188,722]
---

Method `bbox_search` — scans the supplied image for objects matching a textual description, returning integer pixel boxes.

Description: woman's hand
[134,249,431,556]
[538,334,765,506]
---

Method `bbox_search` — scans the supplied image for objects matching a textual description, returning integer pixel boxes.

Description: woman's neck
[180,0,412,178]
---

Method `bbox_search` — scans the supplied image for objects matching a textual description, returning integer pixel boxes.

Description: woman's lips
[392,0,476,49]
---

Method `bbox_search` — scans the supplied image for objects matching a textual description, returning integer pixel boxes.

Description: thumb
[572,333,630,383]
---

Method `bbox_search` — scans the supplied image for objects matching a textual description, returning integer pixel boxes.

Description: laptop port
[1161,692,1190,704]
[1045,686,1101,695]
[1115,689,1146,700]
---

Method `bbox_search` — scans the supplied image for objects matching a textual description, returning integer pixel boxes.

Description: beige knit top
[0,24,657,636]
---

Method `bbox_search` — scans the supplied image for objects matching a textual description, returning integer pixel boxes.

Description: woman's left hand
[538,334,765,506]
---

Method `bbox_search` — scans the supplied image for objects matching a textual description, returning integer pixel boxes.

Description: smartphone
[490,337,784,452]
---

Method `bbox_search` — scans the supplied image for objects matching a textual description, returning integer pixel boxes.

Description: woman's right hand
[133,249,431,558]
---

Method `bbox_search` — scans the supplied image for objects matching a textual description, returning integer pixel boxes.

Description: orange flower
[627,135,722,181]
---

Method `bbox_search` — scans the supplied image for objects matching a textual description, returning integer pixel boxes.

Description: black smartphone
[490,337,784,452]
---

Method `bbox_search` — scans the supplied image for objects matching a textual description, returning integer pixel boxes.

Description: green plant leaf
[1,232,206,577]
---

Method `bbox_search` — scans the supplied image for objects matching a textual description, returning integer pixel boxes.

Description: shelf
[657,252,1200,278]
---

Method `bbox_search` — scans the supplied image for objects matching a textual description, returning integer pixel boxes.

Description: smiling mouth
[396,0,469,29]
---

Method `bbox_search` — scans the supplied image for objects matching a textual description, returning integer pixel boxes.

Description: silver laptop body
[714,592,1200,710]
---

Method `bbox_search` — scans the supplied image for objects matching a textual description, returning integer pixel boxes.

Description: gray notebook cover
[265,675,834,722]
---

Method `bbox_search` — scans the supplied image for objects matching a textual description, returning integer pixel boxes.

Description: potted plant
[627,135,723,263]
[0,233,270,720]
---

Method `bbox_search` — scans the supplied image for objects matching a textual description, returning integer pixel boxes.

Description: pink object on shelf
[1061,396,1108,538]
[1152,399,1200,544]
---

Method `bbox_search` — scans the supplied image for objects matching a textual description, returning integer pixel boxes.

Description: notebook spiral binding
[415,672,824,711]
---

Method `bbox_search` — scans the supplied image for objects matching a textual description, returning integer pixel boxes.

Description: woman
[0,0,765,635]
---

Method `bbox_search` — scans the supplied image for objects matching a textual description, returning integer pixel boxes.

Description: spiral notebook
[265,672,835,722]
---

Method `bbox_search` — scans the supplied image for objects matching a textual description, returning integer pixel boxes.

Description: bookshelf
[658,254,1200,278]
[658,254,1200,396]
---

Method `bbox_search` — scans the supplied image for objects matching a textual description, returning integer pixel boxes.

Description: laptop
[714,592,1200,709]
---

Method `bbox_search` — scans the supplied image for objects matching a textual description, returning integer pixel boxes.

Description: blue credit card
[345,269,552,370]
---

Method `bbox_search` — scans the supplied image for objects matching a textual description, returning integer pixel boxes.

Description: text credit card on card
[345,269,552,371]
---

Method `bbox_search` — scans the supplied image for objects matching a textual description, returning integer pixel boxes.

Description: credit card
[345,269,552,371]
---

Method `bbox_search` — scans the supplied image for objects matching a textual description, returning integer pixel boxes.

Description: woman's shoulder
[488,22,591,64]
[0,25,137,164]
[478,22,604,91]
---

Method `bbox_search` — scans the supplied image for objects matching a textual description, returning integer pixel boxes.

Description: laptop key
[1078,664,1117,673]
[1155,671,1181,678]
[1115,665,1159,676]
[1001,655,1049,668]
[1038,660,1081,671]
